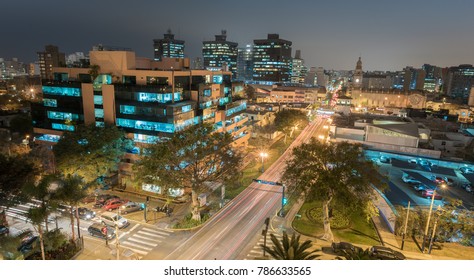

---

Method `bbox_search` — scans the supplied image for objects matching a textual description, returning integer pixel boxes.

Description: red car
[421,190,442,200]
[102,198,128,211]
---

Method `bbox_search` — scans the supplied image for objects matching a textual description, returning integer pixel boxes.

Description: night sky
[1,0,474,71]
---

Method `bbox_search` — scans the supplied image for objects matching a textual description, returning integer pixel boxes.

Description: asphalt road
[163,118,326,260]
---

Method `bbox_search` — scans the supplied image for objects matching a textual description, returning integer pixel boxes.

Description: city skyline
[1,0,474,71]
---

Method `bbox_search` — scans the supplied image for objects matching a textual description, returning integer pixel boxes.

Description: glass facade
[225,102,247,116]
[94,108,104,118]
[94,95,103,105]
[47,111,79,121]
[43,98,57,107]
[52,123,75,131]
[36,134,60,143]
[117,118,175,133]
[42,86,81,97]
[137,92,181,103]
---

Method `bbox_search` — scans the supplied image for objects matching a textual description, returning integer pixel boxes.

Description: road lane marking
[140,227,170,235]
[117,244,148,255]
[133,234,161,242]
[122,241,153,251]
[128,237,159,247]
[136,231,164,238]
[129,224,140,232]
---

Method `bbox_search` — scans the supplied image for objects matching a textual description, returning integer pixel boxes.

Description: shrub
[307,207,350,229]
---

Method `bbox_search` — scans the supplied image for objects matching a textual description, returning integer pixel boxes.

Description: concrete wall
[81,83,95,125]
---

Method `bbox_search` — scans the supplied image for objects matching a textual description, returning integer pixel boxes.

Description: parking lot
[365,150,474,209]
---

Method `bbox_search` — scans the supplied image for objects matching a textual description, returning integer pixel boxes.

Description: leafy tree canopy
[262,231,320,260]
[53,124,133,186]
[135,123,243,193]
[0,153,38,206]
[274,109,309,140]
[282,140,385,241]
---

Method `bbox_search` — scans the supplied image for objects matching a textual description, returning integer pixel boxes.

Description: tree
[25,206,49,260]
[282,140,385,242]
[9,114,33,136]
[88,64,100,81]
[56,175,87,241]
[0,154,38,207]
[261,231,320,260]
[53,124,133,187]
[244,85,256,100]
[0,235,24,260]
[274,109,309,143]
[134,123,243,221]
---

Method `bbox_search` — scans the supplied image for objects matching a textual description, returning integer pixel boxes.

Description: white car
[99,212,129,229]
[402,176,421,185]
[460,166,474,174]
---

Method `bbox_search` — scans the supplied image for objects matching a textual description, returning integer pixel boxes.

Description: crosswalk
[116,226,171,259]
[244,232,281,260]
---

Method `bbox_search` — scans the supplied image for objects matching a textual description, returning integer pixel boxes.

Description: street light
[259,152,268,173]
[422,183,446,253]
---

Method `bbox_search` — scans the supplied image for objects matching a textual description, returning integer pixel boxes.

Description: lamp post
[428,206,442,254]
[422,183,446,253]
[259,152,268,173]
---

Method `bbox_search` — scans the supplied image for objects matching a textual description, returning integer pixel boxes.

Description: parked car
[421,190,443,200]
[408,158,417,164]
[87,223,115,240]
[102,198,128,211]
[370,246,406,260]
[0,225,9,236]
[430,176,446,185]
[444,177,455,186]
[120,201,144,214]
[78,207,96,220]
[402,175,421,185]
[331,242,362,254]
[413,184,428,192]
[17,234,39,254]
[460,166,474,174]
[99,212,129,229]
[93,194,120,208]
[463,184,473,193]
[417,158,433,167]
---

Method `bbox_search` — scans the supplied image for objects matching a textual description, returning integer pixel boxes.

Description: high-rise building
[304,67,317,86]
[202,30,238,77]
[403,67,425,91]
[0,57,28,80]
[153,29,185,61]
[236,44,253,82]
[291,50,307,84]
[192,57,203,70]
[422,64,442,92]
[316,67,326,87]
[445,64,474,101]
[352,57,363,89]
[253,34,292,84]
[37,45,66,80]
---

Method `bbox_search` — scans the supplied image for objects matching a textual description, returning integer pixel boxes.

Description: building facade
[236,44,253,82]
[37,45,66,80]
[445,64,474,102]
[291,50,307,84]
[31,50,249,191]
[153,29,185,61]
[253,34,292,84]
[202,30,238,78]
[352,57,363,89]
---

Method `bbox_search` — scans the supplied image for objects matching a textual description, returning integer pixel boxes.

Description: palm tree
[261,231,320,260]
[56,175,87,241]
[25,206,49,260]
[335,248,378,260]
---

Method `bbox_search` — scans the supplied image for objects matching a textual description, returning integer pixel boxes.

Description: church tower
[353,57,363,89]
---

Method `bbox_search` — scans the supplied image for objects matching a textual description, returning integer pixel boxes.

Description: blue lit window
[96,121,105,127]
[203,89,211,97]
[95,108,104,118]
[36,134,60,143]
[134,134,160,144]
[52,123,75,131]
[43,98,57,107]
[219,97,230,106]
[94,95,103,105]
[120,105,136,114]
[117,118,175,133]
[47,111,79,121]
[182,105,192,113]
[213,75,223,84]
[226,102,247,116]
[42,86,81,97]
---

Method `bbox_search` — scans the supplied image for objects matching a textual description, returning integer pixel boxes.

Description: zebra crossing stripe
[128,237,159,247]
[122,241,153,251]
[133,234,162,242]
[136,231,164,238]
[118,244,148,256]
[140,227,170,236]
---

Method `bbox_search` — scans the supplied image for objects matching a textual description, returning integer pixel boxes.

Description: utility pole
[280,184,286,217]
[115,208,120,260]
[428,206,441,254]
[262,217,270,257]
[401,201,410,250]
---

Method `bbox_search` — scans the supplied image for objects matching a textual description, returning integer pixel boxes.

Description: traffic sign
[252,179,283,186]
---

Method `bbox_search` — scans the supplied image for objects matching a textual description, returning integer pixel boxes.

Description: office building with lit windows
[445,64,474,101]
[236,44,253,82]
[153,29,185,61]
[31,50,249,191]
[252,34,292,85]
[37,45,66,80]
[202,30,238,77]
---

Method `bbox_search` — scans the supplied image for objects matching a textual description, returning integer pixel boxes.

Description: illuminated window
[42,86,80,97]
[94,95,103,105]
[43,98,57,107]
[52,123,75,131]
